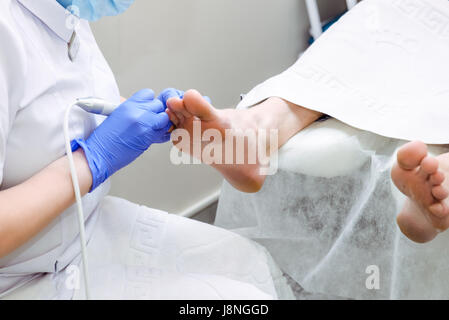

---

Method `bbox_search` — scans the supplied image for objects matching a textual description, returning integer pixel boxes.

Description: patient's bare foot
[166,90,268,193]
[391,141,449,243]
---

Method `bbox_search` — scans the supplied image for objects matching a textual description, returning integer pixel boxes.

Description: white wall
[91,0,348,214]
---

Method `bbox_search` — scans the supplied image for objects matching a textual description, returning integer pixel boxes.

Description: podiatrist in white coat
[0,0,287,299]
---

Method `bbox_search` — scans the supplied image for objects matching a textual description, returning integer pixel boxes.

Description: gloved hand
[71,89,172,191]
[158,88,211,108]
[158,88,184,107]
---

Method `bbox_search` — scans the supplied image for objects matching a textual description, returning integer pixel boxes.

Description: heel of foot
[397,207,438,243]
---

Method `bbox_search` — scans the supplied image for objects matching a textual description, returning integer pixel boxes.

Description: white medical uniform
[0,0,289,300]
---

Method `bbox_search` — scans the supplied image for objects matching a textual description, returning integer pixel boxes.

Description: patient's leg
[391,141,449,243]
[166,90,321,193]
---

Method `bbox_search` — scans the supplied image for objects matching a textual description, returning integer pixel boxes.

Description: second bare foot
[391,141,449,243]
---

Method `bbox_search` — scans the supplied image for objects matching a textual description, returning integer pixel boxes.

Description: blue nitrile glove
[71,89,172,191]
[157,88,211,108]
[158,88,184,105]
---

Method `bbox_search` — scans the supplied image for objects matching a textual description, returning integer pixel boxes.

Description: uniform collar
[17,0,79,43]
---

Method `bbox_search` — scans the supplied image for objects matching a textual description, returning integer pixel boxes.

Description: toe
[168,97,192,118]
[391,162,409,192]
[183,89,217,121]
[175,112,185,124]
[180,109,193,118]
[177,103,193,118]
[166,109,179,126]
[432,185,449,200]
[169,99,189,123]
[430,171,445,186]
[420,156,439,175]
[397,141,428,170]
[167,97,184,112]
[429,202,449,219]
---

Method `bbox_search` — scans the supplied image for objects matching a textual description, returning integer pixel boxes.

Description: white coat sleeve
[0,5,27,186]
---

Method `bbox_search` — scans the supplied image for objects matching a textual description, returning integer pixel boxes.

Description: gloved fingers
[161,132,172,143]
[70,139,82,152]
[161,120,176,140]
[129,88,155,102]
[158,88,184,107]
[160,120,174,134]
[133,98,164,114]
[152,131,172,144]
[144,98,165,114]
[150,112,171,130]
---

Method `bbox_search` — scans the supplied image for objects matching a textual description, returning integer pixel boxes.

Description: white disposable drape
[216,0,449,299]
